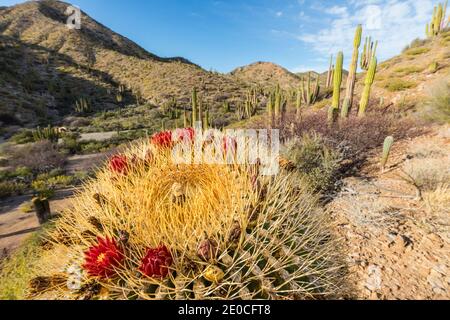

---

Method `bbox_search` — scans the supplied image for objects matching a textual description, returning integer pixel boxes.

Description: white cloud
[297,0,435,69]
[276,11,283,17]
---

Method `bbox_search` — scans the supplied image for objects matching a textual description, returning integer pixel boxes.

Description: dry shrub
[403,157,450,192]
[283,133,342,193]
[421,79,450,124]
[6,141,65,173]
[423,185,450,236]
[261,110,416,165]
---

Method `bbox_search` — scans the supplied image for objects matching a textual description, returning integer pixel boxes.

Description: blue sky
[0,0,438,73]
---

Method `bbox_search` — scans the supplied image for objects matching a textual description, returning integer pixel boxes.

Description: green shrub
[283,133,342,193]
[393,66,425,76]
[0,181,27,198]
[10,130,35,144]
[31,180,54,198]
[382,78,417,92]
[404,47,431,56]
[32,172,74,198]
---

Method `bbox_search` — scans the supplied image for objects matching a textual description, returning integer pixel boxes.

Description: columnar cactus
[358,57,377,117]
[203,108,210,129]
[360,37,377,71]
[183,106,189,128]
[300,72,320,106]
[381,136,394,171]
[296,88,302,120]
[427,1,448,37]
[32,125,60,143]
[326,55,334,88]
[74,97,91,114]
[328,52,343,123]
[191,87,198,125]
[274,84,282,118]
[341,25,362,118]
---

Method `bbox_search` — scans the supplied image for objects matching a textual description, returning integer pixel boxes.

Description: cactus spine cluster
[341,25,362,118]
[328,52,343,123]
[358,57,377,117]
[426,1,449,37]
[381,136,394,171]
[360,37,377,71]
[28,137,345,300]
[300,72,320,106]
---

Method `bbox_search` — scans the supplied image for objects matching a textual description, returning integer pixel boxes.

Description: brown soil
[329,125,450,299]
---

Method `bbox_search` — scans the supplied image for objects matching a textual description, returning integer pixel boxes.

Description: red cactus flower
[83,237,124,279]
[109,155,129,174]
[174,128,195,143]
[151,131,173,149]
[139,245,173,278]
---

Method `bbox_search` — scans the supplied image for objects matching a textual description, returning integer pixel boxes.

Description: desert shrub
[382,78,417,92]
[421,80,450,124]
[0,181,27,198]
[403,157,450,192]
[404,47,430,56]
[393,66,425,76]
[59,132,81,155]
[10,130,35,144]
[268,111,416,165]
[32,171,74,198]
[283,133,342,192]
[402,38,431,52]
[408,140,447,159]
[7,141,66,173]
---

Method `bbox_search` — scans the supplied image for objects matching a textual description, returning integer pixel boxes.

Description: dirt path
[0,152,109,260]
[329,126,450,299]
[0,189,74,259]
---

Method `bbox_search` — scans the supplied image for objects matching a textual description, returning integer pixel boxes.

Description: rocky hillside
[0,0,249,133]
[230,61,302,89]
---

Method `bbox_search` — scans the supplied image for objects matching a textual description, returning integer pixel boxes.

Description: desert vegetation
[0,0,449,301]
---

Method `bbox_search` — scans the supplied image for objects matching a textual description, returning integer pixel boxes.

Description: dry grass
[403,156,450,192]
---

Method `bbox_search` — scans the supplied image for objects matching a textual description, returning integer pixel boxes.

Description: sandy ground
[0,189,74,259]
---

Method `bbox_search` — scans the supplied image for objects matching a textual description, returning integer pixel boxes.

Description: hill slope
[230,62,301,89]
[0,0,248,132]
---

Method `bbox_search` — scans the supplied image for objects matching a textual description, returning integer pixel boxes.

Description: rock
[366,265,382,291]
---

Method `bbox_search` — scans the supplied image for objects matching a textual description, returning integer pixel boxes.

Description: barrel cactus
[27,129,345,300]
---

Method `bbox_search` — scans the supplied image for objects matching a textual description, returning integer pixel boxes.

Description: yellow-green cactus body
[381,136,394,170]
[328,51,343,123]
[358,57,377,117]
[342,25,362,118]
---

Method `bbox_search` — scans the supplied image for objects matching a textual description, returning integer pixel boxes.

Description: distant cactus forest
[0,0,449,301]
